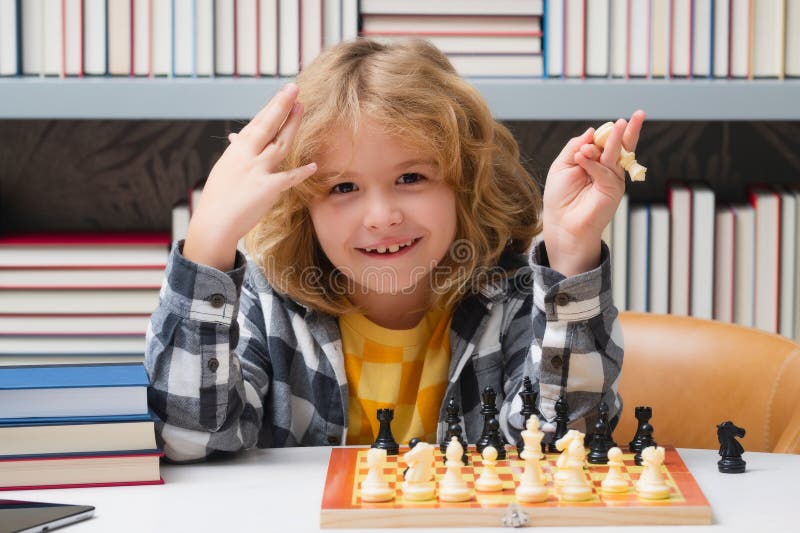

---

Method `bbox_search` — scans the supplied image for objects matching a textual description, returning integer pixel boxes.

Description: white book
[84,0,107,75]
[585,0,609,76]
[714,206,736,323]
[0,289,161,315]
[0,336,146,355]
[279,0,300,75]
[564,0,584,77]
[0,0,18,75]
[779,189,797,337]
[628,0,648,77]
[0,245,169,268]
[546,0,564,77]
[370,34,542,55]
[691,185,715,320]
[42,0,62,76]
[650,0,670,77]
[669,184,691,316]
[0,268,165,290]
[447,54,543,77]
[359,0,544,15]
[361,15,540,34]
[64,0,82,75]
[341,0,358,40]
[172,204,191,242]
[612,194,629,311]
[0,354,144,366]
[609,0,627,77]
[713,0,731,77]
[108,0,132,75]
[215,0,235,75]
[692,0,713,77]
[628,206,650,313]
[0,419,157,456]
[0,314,152,336]
[730,0,751,77]
[751,188,781,333]
[195,0,214,76]
[236,0,258,75]
[649,205,670,314]
[259,0,279,75]
[322,0,341,48]
[172,0,194,76]
[132,0,150,76]
[752,0,785,78]
[21,0,43,75]
[733,204,755,327]
[788,0,800,77]
[671,0,692,77]
[152,0,172,76]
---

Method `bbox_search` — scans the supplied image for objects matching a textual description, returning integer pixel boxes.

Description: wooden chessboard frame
[320,445,712,528]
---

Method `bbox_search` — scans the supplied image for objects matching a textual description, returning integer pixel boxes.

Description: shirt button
[327,435,340,445]
[554,293,570,306]
[551,356,563,369]
[207,358,220,372]
[209,294,226,308]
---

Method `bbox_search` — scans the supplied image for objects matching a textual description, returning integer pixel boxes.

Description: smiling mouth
[357,238,421,256]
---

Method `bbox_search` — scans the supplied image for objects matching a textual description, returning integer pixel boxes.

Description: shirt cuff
[529,240,613,322]
[161,240,248,325]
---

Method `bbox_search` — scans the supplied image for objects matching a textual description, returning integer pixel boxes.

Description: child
[145,39,645,462]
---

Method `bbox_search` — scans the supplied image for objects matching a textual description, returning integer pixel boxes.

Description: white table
[3,447,797,532]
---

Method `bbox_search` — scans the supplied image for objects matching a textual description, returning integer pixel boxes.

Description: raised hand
[183,83,318,271]
[541,110,646,277]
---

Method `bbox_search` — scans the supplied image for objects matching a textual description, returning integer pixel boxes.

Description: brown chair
[615,312,800,454]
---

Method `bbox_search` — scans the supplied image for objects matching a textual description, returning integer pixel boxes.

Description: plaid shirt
[145,241,623,462]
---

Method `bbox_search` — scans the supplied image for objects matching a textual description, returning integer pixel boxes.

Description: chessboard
[320,445,711,528]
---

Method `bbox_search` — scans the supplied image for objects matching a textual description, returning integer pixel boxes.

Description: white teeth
[363,239,416,254]
[388,245,400,253]
[377,247,388,253]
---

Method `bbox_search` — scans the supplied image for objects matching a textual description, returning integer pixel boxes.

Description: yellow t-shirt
[339,306,453,445]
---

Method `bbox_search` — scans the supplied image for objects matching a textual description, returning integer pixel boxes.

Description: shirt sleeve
[144,241,271,462]
[504,240,624,446]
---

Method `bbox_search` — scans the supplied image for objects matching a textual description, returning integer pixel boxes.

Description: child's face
[308,117,457,296]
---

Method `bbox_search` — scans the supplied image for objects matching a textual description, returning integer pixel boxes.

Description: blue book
[0,363,150,420]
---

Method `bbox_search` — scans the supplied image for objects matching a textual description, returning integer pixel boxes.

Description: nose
[363,190,403,230]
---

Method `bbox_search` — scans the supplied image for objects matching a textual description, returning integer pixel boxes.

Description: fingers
[623,109,647,152]
[599,119,627,171]
[237,83,300,154]
[557,127,595,166]
[268,162,319,194]
[258,101,303,170]
[228,132,238,143]
[575,151,624,186]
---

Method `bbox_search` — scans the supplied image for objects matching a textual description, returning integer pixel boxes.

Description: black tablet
[0,500,95,533]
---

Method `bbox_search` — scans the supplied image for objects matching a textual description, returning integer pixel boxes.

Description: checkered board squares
[320,446,712,528]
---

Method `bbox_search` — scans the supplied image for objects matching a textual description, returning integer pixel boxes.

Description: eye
[398,173,425,185]
[331,182,357,194]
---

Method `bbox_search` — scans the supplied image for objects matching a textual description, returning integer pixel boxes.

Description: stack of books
[0,232,169,366]
[359,0,545,77]
[0,362,162,490]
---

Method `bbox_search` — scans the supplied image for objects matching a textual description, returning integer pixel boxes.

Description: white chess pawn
[475,446,503,492]
[559,438,593,502]
[401,441,436,501]
[438,437,473,502]
[515,417,549,503]
[554,429,584,485]
[593,121,647,181]
[360,448,395,502]
[600,447,630,493]
[636,446,671,500]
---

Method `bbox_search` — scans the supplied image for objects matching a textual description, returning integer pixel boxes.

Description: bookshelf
[1,78,798,120]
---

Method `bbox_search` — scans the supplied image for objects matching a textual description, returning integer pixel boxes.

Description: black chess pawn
[599,401,617,449]
[516,377,540,455]
[548,395,570,453]
[629,406,654,454]
[372,408,399,456]
[633,423,657,466]
[717,421,746,474]
[484,417,506,460]
[476,386,499,455]
[440,396,469,464]
[587,409,610,464]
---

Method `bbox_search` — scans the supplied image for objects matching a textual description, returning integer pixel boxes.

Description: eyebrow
[317,159,437,181]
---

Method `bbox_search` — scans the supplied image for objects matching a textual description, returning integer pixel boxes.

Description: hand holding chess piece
[593,121,647,181]
[360,448,395,502]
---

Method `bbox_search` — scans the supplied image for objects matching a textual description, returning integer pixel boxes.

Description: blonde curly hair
[245,38,542,316]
